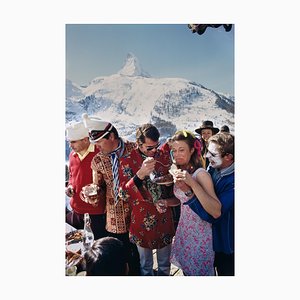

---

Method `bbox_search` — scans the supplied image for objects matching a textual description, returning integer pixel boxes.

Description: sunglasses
[144,143,160,151]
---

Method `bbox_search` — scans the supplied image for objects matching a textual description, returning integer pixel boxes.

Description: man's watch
[184,190,194,197]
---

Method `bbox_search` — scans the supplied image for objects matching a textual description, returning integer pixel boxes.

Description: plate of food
[66,229,84,245]
[152,174,174,185]
[65,249,83,268]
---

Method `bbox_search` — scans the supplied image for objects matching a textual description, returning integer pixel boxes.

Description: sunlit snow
[66,53,234,143]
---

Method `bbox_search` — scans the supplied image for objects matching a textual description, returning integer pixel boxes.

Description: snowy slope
[66,53,234,142]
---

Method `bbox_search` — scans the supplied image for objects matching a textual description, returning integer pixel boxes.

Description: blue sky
[66,24,234,95]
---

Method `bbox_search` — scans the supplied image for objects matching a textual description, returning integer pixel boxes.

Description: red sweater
[68,146,106,215]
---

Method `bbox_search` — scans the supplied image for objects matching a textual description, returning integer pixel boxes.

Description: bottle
[82,213,94,252]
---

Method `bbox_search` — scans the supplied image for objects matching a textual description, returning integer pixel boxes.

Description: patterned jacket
[91,139,136,234]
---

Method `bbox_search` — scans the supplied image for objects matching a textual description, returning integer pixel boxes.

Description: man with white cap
[82,113,140,275]
[65,121,107,239]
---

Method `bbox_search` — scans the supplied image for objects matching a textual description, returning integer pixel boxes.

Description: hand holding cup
[155,199,167,214]
[137,157,156,179]
[172,169,192,192]
[80,184,99,206]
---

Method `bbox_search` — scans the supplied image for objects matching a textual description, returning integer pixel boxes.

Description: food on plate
[65,249,83,268]
[153,173,174,185]
[65,230,83,244]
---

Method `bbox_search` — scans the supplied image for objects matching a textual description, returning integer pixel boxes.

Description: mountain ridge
[66,53,234,143]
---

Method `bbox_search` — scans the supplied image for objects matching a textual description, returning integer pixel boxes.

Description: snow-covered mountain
[66,53,234,144]
[117,52,151,77]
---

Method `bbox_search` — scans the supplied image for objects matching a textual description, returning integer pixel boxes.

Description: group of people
[65,115,234,276]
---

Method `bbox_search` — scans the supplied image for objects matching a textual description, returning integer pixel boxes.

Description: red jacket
[119,148,175,249]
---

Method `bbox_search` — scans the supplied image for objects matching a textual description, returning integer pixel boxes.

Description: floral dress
[170,168,215,276]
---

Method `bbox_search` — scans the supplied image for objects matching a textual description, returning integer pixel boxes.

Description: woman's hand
[173,169,193,193]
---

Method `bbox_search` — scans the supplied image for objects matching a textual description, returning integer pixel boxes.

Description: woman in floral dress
[169,130,221,276]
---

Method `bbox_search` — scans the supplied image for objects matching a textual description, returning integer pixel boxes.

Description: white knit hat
[65,121,89,141]
[82,113,113,142]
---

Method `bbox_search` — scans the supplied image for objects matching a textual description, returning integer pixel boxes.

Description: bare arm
[192,171,221,218]
[174,169,221,218]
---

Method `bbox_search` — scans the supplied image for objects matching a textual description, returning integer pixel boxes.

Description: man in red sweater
[65,121,107,239]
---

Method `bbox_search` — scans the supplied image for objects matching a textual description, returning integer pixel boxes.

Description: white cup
[80,184,99,206]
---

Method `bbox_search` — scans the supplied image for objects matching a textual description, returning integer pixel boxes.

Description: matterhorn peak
[118,52,151,77]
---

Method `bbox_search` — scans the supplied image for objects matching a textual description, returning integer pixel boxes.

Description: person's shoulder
[92,150,106,163]
[124,140,136,150]
[160,143,170,153]
[122,143,138,160]
[159,147,168,155]
[194,167,208,175]
[69,150,76,158]
[194,167,211,180]
[158,149,171,161]
[223,172,234,182]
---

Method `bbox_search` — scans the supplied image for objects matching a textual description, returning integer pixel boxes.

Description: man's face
[138,137,160,157]
[94,134,115,154]
[69,138,89,153]
[206,142,223,168]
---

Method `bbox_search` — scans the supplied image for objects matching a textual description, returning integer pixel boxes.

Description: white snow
[66,53,234,141]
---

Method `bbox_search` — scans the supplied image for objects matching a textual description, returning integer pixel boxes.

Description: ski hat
[66,121,89,141]
[82,113,113,143]
[195,120,219,135]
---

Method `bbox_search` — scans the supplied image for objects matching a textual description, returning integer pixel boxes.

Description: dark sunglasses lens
[146,143,160,151]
